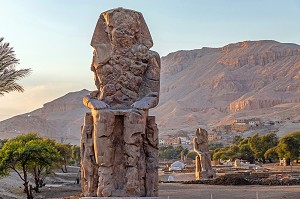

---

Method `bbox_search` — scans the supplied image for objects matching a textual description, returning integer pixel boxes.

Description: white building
[159,138,165,145]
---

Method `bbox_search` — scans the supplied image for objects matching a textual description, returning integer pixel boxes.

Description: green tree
[0,37,31,95]
[56,143,72,172]
[159,146,172,159]
[0,139,7,149]
[174,145,183,159]
[71,145,81,166]
[239,144,255,163]
[249,133,278,163]
[0,134,40,199]
[187,151,197,160]
[208,143,224,151]
[183,148,189,156]
[0,134,61,196]
[28,138,60,193]
[233,135,243,145]
[159,146,186,160]
[212,147,229,161]
[264,146,278,163]
[276,132,300,165]
[238,137,250,146]
[212,145,240,161]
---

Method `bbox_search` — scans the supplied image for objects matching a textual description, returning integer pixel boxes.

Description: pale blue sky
[0,0,300,120]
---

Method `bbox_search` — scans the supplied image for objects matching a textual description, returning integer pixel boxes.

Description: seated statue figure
[81,8,160,197]
[193,128,215,179]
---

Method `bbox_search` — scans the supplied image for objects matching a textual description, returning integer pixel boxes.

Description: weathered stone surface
[81,7,160,197]
[81,113,98,197]
[144,116,158,197]
[193,128,215,180]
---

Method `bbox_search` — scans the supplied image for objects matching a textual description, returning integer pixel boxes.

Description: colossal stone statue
[193,128,215,180]
[80,8,160,198]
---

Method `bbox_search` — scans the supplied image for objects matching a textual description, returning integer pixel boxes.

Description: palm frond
[0,37,31,96]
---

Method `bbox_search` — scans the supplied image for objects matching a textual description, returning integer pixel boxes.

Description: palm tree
[0,37,31,96]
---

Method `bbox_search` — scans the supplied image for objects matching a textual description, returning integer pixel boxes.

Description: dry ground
[2,182,299,199]
[1,165,300,199]
[159,183,300,199]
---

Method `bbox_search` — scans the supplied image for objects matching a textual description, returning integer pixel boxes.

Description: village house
[178,136,192,145]
[208,133,222,141]
[159,136,181,146]
[230,118,262,132]
[159,138,165,145]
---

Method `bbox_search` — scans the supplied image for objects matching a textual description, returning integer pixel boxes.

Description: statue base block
[81,111,159,197]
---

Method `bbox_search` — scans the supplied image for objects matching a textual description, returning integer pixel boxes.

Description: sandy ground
[1,165,300,199]
[159,183,300,199]
[0,168,81,199]
[1,177,300,199]
[2,183,299,199]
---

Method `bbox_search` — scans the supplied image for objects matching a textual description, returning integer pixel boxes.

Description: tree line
[0,133,80,199]
[212,132,300,165]
[158,132,299,166]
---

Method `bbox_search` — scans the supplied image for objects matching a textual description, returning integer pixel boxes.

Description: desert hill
[0,89,90,144]
[1,40,300,143]
[152,40,300,135]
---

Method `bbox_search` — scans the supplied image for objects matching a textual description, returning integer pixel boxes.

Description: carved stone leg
[80,113,98,197]
[123,110,147,196]
[144,116,159,197]
[92,110,115,197]
[195,155,201,180]
[203,153,215,178]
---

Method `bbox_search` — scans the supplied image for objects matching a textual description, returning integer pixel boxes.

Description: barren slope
[151,40,300,134]
[0,89,90,144]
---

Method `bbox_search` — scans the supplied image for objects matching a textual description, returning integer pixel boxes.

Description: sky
[0,0,300,121]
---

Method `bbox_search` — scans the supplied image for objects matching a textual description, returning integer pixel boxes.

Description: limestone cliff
[230,97,300,113]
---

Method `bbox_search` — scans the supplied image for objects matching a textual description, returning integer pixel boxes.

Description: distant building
[186,139,192,145]
[159,138,165,145]
[212,125,231,133]
[248,118,261,127]
[231,122,248,132]
[208,133,222,141]
[232,119,247,124]
[179,136,191,145]
[231,118,262,132]
[264,121,275,126]
[161,137,181,145]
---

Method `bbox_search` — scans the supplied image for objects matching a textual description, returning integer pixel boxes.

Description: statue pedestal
[81,110,158,197]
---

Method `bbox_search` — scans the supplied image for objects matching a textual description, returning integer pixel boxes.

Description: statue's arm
[132,51,160,110]
[83,93,110,110]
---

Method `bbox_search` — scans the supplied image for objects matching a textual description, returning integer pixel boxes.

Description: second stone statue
[80,8,160,198]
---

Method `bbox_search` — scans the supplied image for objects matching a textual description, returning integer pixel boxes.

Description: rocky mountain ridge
[1,40,299,142]
[0,90,90,144]
[153,40,300,134]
